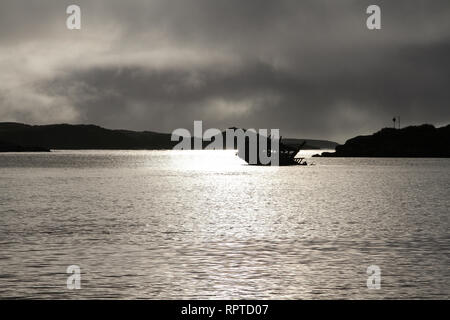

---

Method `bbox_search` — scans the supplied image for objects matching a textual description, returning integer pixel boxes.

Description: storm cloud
[1,0,449,142]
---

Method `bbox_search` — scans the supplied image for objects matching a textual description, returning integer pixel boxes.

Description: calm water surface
[0,150,449,299]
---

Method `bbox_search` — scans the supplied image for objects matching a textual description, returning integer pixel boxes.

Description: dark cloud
[1,0,449,142]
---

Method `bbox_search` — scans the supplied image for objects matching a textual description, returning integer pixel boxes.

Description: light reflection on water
[0,150,449,299]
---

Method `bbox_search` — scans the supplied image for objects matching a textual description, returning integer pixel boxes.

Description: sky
[0,0,449,143]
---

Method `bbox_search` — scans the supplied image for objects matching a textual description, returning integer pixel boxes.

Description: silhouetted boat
[237,134,308,166]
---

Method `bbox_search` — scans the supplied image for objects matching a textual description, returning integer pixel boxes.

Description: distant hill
[0,123,337,151]
[282,138,338,150]
[0,139,50,152]
[0,122,175,150]
[319,124,450,158]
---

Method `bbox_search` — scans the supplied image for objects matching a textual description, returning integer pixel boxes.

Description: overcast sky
[0,0,449,142]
